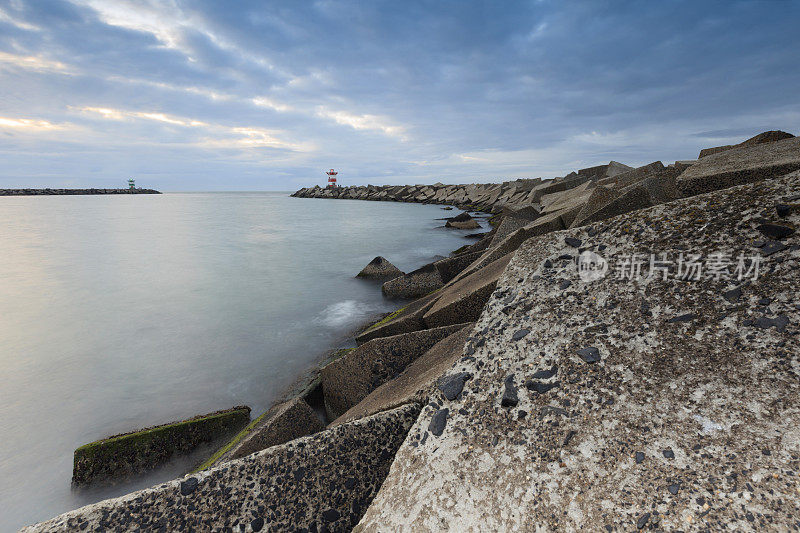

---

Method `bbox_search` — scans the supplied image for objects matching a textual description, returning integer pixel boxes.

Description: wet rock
[576,346,601,363]
[501,375,518,407]
[428,408,449,436]
[757,223,795,240]
[438,372,472,401]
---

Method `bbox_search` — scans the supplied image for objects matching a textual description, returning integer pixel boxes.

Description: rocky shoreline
[0,188,161,195]
[24,131,800,531]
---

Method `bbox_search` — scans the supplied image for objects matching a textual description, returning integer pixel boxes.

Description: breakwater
[24,131,800,531]
[0,188,161,195]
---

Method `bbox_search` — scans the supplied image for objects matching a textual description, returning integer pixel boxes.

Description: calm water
[0,192,487,530]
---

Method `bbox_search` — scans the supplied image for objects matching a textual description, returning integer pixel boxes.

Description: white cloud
[315,106,408,140]
[76,105,309,152]
[0,116,67,131]
[0,51,74,73]
[0,7,40,31]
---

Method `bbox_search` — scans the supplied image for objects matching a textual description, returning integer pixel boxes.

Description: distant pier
[0,188,161,196]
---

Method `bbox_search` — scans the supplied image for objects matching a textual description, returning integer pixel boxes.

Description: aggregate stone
[531,365,558,379]
[637,513,650,529]
[428,408,449,436]
[501,375,518,407]
[776,204,791,217]
[438,372,472,401]
[722,287,742,302]
[635,452,645,464]
[525,381,559,394]
[565,237,582,248]
[511,329,530,341]
[756,223,795,240]
[180,478,198,496]
[250,517,264,531]
[667,313,695,323]
[667,483,680,495]
[662,449,675,459]
[761,240,788,256]
[575,346,601,363]
[559,280,572,290]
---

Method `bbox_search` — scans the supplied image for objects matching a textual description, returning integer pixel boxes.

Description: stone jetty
[0,188,160,195]
[25,131,800,531]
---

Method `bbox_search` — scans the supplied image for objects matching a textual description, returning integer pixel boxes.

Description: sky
[0,0,798,191]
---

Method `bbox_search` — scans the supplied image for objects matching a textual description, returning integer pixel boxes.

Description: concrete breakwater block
[356,256,404,280]
[27,404,421,532]
[209,397,325,466]
[355,290,442,345]
[445,212,480,229]
[677,135,800,197]
[322,324,467,420]
[357,170,800,531]
[332,323,475,427]
[423,252,514,329]
[382,262,444,299]
[433,250,484,283]
[698,130,794,159]
[72,406,251,485]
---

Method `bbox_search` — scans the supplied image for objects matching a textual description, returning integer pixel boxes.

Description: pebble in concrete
[429,408,449,437]
[757,223,795,240]
[438,372,472,401]
[501,375,518,407]
[576,346,601,363]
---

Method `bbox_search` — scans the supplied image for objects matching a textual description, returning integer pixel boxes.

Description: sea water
[0,192,488,530]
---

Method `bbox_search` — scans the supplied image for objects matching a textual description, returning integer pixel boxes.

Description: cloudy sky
[1,0,798,190]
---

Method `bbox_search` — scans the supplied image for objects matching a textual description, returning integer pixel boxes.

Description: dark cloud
[0,0,798,189]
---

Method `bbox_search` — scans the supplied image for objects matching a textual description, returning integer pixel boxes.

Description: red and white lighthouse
[326,169,338,188]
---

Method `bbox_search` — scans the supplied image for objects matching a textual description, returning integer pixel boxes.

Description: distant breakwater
[0,188,161,196]
[291,179,546,213]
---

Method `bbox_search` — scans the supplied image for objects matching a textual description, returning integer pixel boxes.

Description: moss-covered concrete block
[72,406,251,485]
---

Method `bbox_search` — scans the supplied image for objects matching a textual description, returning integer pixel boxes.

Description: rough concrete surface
[322,324,468,420]
[357,171,800,531]
[357,256,404,280]
[424,253,514,329]
[332,324,475,427]
[24,404,420,533]
[678,136,800,196]
[218,397,325,464]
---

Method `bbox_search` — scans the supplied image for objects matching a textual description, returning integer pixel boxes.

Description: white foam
[317,300,378,328]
